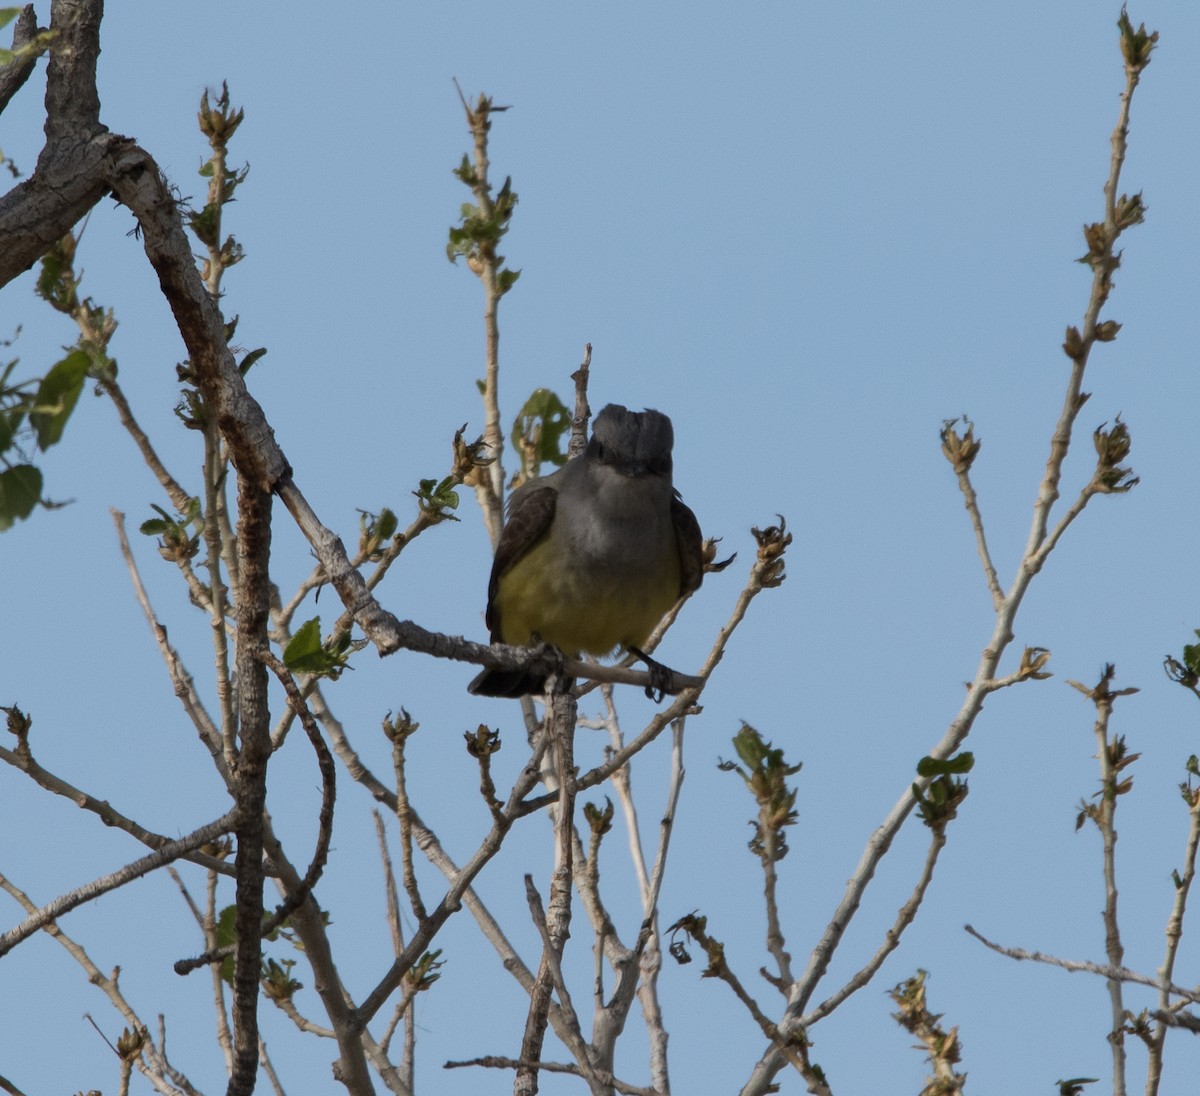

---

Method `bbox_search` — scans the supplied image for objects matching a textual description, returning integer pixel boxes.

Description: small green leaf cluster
[115,1026,146,1063]
[447,169,519,278]
[261,957,303,1002]
[414,475,461,520]
[382,708,419,743]
[889,970,966,1095]
[190,83,249,275]
[405,949,444,993]
[446,96,522,299]
[284,617,355,680]
[358,506,399,561]
[510,388,570,479]
[140,499,203,562]
[718,723,801,863]
[214,902,327,992]
[0,348,89,530]
[1075,734,1140,831]
[2,703,31,745]
[2,232,121,530]
[1117,9,1157,73]
[912,754,973,829]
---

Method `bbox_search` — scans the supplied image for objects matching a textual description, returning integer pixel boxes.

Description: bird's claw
[629,646,677,702]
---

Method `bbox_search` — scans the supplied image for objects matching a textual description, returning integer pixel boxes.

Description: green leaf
[30,350,88,449]
[732,724,769,768]
[0,410,14,452]
[238,347,267,375]
[414,476,461,519]
[187,203,220,248]
[1057,1080,1099,1096]
[215,903,238,985]
[497,267,521,296]
[282,617,353,679]
[0,463,42,530]
[284,617,324,671]
[375,507,398,541]
[1183,636,1200,677]
[916,753,975,777]
[511,388,570,469]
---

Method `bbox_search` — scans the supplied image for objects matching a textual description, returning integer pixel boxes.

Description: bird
[468,403,703,698]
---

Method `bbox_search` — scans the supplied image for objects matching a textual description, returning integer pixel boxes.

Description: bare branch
[111,509,229,781]
[0,811,237,956]
[358,723,551,1023]
[1147,777,1200,1092]
[964,924,1200,1004]
[444,1055,657,1096]
[568,342,593,460]
[803,827,948,1025]
[741,34,1153,1090]
[524,874,607,1095]
[516,687,581,1096]
[0,736,234,877]
[374,810,405,958]
[0,871,201,1096]
[225,477,273,1096]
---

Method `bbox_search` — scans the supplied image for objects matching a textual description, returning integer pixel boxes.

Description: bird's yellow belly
[494,536,680,656]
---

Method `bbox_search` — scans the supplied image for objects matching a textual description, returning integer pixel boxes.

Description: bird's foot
[629,646,678,702]
[535,642,574,696]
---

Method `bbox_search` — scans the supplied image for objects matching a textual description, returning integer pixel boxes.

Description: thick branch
[42,0,102,142]
[226,477,273,1096]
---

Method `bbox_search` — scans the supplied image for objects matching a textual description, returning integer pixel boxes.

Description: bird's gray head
[588,404,674,477]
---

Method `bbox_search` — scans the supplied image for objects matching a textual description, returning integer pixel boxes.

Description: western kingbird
[469,403,704,698]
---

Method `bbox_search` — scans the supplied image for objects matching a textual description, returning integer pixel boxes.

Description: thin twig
[0,811,237,956]
[357,723,553,1024]
[516,686,581,1096]
[444,1056,658,1096]
[740,35,1153,1090]
[524,874,607,1094]
[802,828,948,1025]
[0,737,234,877]
[949,456,1004,612]
[374,810,405,957]
[174,648,337,976]
[964,924,1200,1004]
[1148,778,1200,1093]
[0,870,202,1095]
[1087,673,1129,1096]
[112,510,229,783]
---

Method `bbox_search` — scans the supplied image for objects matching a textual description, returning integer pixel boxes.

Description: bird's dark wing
[485,485,558,641]
[671,491,704,598]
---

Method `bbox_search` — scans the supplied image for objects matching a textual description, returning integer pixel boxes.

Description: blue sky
[3,2,1200,1093]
